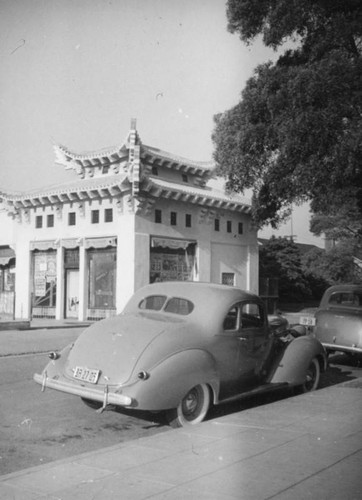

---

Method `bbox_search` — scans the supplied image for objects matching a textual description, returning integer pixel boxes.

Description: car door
[216,301,272,400]
[237,301,273,388]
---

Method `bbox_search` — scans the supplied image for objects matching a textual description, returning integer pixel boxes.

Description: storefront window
[150,238,197,282]
[32,251,57,307]
[88,248,116,309]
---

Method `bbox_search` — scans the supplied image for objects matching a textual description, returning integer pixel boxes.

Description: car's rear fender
[128,349,219,411]
[268,336,326,386]
[36,343,74,381]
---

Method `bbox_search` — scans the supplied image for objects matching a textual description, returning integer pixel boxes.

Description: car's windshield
[138,295,194,315]
[329,291,362,308]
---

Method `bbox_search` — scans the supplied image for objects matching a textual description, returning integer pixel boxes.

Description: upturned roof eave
[142,177,252,213]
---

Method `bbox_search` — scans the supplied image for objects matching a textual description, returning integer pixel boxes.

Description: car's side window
[223,305,239,331]
[240,302,264,328]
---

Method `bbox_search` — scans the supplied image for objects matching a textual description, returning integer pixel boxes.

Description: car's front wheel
[299,357,321,393]
[166,384,210,428]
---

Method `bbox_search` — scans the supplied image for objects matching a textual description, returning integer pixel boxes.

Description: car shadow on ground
[207,356,360,422]
[105,355,361,427]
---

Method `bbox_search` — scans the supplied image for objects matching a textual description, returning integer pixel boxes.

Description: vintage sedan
[314,284,362,357]
[34,282,327,427]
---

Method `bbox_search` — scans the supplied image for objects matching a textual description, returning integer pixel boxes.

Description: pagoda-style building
[0,120,258,321]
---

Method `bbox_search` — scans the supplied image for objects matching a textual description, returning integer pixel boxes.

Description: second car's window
[139,295,167,311]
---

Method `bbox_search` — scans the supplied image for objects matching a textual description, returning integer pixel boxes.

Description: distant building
[0,120,258,321]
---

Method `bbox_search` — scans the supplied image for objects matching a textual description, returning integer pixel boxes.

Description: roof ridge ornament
[126,118,143,199]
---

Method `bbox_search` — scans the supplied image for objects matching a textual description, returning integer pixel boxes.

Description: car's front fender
[127,348,219,411]
[268,336,327,386]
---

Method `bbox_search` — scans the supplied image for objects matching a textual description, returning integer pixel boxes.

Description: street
[1,331,361,477]
[0,351,169,476]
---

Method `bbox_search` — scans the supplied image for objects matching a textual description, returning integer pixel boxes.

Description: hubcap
[182,388,202,418]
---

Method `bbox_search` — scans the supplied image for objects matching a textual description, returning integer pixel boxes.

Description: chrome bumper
[322,343,362,354]
[33,372,132,407]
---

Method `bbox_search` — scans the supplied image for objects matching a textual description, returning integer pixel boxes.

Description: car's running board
[217,382,289,405]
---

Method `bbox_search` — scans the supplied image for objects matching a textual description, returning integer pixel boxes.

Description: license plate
[299,316,316,326]
[73,366,100,384]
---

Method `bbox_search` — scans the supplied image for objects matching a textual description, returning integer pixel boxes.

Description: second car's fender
[127,348,219,411]
[268,336,326,386]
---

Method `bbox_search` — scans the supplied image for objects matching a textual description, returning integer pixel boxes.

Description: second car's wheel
[299,357,321,393]
[166,384,210,428]
[81,397,103,410]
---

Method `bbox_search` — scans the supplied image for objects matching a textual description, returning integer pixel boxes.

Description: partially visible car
[313,285,362,357]
[34,282,327,427]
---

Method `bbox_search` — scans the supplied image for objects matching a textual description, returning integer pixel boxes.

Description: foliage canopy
[213,0,362,234]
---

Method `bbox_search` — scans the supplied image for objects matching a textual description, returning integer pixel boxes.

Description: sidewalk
[1,380,361,499]
[0,317,91,332]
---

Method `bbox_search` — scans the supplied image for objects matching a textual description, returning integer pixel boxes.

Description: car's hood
[64,313,168,385]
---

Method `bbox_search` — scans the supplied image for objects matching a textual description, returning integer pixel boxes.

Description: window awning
[30,240,59,251]
[85,237,117,249]
[151,237,196,250]
[0,247,15,266]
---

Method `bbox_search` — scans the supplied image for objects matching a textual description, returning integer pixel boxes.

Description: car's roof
[134,281,258,300]
[325,284,362,292]
[123,281,260,320]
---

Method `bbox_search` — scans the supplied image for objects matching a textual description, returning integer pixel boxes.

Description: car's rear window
[164,297,194,315]
[139,295,167,311]
[138,295,194,315]
[329,291,362,307]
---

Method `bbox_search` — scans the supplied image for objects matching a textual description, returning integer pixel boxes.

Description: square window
[35,215,43,228]
[222,273,235,286]
[47,214,54,227]
[91,210,100,224]
[155,209,162,223]
[170,211,177,226]
[102,165,110,174]
[185,214,192,227]
[227,220,232,233]
[214,219,220,231]
[68,212,76,226]
[104,208,113,223]
[238,222,243,235]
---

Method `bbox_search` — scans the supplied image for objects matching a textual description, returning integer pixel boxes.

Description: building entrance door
[65,269,79,318]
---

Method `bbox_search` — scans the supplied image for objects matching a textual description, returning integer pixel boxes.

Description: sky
[0,0,323,247]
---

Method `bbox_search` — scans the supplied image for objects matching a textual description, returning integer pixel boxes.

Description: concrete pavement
[1,324,361,499]
[0,382,361,499]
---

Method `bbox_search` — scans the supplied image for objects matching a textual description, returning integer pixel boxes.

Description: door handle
[237,337,247,342]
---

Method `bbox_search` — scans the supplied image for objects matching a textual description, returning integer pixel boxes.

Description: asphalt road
[1,345,361,477]
[0,353,169,476]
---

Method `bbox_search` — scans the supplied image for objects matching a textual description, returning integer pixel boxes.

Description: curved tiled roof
[143,176,251,213]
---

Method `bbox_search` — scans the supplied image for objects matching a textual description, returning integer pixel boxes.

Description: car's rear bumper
[322,343,362,355]
[33,372,133,407]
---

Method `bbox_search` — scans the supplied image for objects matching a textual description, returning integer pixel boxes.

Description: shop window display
[150,238,196,283]
[32,251,57,309]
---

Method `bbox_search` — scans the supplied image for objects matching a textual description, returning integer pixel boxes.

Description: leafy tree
[212,0,362,234]
[302,242,361,286]
[259,236,311,300]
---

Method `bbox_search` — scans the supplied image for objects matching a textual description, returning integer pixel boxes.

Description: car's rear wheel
[81,397,103,410]
[299,357,320,393]
[166,384,210,428]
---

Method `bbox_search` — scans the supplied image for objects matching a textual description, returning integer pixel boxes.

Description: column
[78,244,87,321]
[55,246,64,320]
